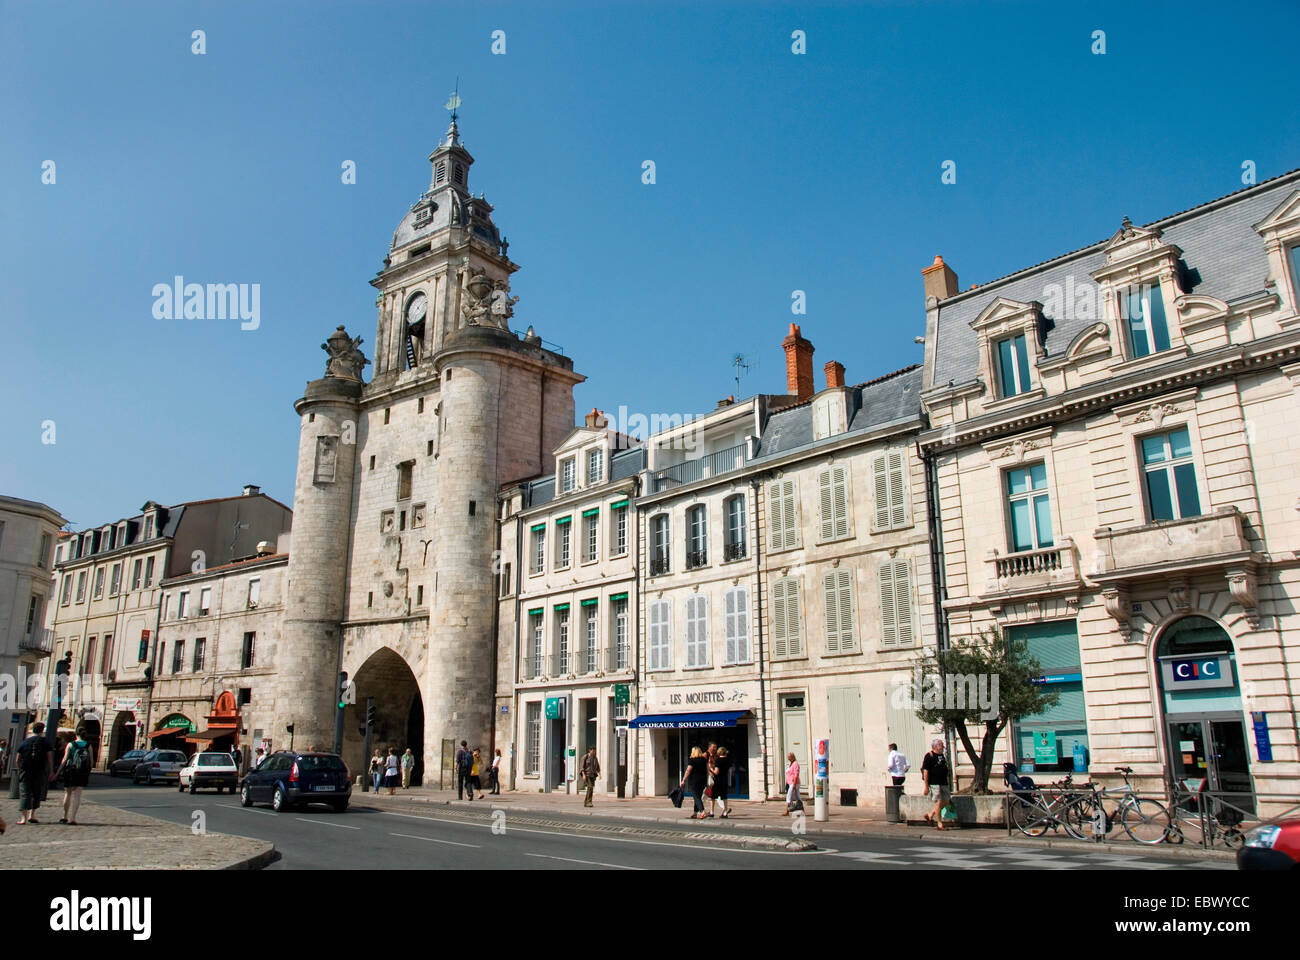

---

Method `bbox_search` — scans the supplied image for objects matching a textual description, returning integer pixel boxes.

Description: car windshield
[198,754,233,766]
[297,755,346,772]
[159,752,187,762]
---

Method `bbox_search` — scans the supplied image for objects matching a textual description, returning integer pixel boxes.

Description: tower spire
[443,80,461,145]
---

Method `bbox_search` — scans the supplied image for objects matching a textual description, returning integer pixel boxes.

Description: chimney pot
[242,484,261,497]
[782,324,815,403]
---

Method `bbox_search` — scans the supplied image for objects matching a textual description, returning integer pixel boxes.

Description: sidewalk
[0,794,274,870]
[350,784,1235,862]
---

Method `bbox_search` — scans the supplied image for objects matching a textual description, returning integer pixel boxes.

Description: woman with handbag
[784,752,802,815]
[703,742,719,817]
[711,747,731,819]
[680,746,709,819]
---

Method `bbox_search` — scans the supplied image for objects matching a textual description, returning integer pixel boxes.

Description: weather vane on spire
[444,78,461,122]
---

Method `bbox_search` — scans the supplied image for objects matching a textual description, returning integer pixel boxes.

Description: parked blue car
[240,751,351,812]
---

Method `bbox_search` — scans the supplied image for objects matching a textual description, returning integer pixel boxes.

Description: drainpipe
[750,476,770,800]
[510,498,523,792]
[632,475,643,798]
[918,440,956,786]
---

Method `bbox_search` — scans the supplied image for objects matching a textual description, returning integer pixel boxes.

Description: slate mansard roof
[929,170,1300,389]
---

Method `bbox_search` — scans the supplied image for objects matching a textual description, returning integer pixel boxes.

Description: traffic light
[365,702,376,728]
[337,671,350,709]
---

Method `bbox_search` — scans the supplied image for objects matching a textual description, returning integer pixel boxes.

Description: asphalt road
[88,778,1232,871]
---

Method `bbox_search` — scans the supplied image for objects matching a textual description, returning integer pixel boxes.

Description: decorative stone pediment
[1093,217,1183,285]
[969,296,1043,335]
[1253,189,1300,237]
[1102,217,1165,263]
[1174,294,1229,330]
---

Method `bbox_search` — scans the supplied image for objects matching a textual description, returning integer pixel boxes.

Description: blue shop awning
[627,711,748,730]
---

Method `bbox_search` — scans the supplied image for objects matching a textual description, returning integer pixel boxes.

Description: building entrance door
[547,717,566,791]
[780,695,808,795]
[1166,716,1255,814]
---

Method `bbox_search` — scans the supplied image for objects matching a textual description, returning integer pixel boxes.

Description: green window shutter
[771,578,788,659]
[782,479,798,548]
[888,451,907,527]
[786,579,803,657]
[1008,620,1080,672]
[580,597,599,607]
[836,568,855,652]
[894,560,914,647]
[833,465,849,538]
[879,562,897,647]
[609,592,629,602]
[581,508,600,518]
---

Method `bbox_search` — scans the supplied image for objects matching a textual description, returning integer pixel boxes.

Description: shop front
[1009,620,1091,774]
[632,681,760,799]
[148,713,196,755]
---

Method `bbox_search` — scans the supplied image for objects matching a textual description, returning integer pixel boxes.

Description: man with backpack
[15,721,54,825]
[57,726,93,825]
[455,740,474,800]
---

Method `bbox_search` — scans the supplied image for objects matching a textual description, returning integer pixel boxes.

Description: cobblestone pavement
[349,784,1235,863]
[0,790,273,870]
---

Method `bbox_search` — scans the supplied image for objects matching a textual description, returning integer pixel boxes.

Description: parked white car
[178,751,240,794]
[132,749,188,784]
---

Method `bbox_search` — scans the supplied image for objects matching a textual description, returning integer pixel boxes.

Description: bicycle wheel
[1012,798,1051,838]
[1063,795,1108,840]
[1222,827,1245,850]
[1119,797,1171,844]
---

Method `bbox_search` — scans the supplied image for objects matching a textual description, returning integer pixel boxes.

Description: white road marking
[296,817,360,829]
[525,853,642,870]
[390,831,480,849]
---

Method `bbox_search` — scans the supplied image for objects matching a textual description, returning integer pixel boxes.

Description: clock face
[406,292,427,323]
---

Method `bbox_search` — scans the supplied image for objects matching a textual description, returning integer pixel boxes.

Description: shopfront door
[1166,716,1255,814]
[780,695,809,794]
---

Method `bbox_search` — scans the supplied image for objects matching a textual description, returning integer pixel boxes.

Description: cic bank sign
[1160,655,1235,691]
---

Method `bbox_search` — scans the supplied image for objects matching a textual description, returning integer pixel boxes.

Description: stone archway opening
[344,647,423,787]
[109,711,137,763]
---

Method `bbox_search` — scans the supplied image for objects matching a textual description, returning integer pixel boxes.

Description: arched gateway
[342,647,424,787]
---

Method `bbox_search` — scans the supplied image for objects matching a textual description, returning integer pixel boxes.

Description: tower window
[417,585,424,605]
[435,160,446,184]
[427,440,434,456]
[418,398,425,414]
[369,456,376,470]
[454,163,465,184]
[384,408,391,425]
[368,592,373,608]
[397,461,414,501]
[469,500,476,516]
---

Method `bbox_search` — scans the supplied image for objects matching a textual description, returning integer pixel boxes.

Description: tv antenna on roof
[731,353,758,397]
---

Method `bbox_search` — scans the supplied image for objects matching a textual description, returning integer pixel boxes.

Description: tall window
[101,634,113,675]
[37,533,51,569]
[560,458,576,493]
[1141,427,1201,522]
[724,587,750,663]
[613,597,629,669]
[177,591,189,618]
[1124,282,1171,358]
[144,514,154,540]
[685,594,709,667]
[110,563,122,596]
[766,478,799,550]
[84,636,97,673]
[199,587,212,615]
[529,612,544,678]
[648,599,671,670]
[879,559,915,648]
[872,450,908,530]
[172,640,185,674]
[138,633,149,662]
[93,568,105,599]
[397,461,414,501]
[1006,463,1054,552]
[76,571,87,603]
[248,578,261,607]
[724,495,747,560]
[131,559,142,591]
[525,702,542,775]
[686,505,707,568]
[25,595,42,636]
[583,603,599,673]
[241,632,256,669]
[60,574,73,606]
[587,448,603,484]
[555,607,570,674]
[531,526,546,573]
[651,515,670,575]
[996,333,1032,397]
[822,569,857,653]
[555,518,572,569]
[770,577,803,659]
[193,637,206,672]
[818,465,850,541]
[611,503,628,555]
[583,510,599,562]
[143,556,155,587]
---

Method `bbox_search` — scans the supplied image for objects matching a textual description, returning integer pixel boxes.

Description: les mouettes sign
[644,682,759,712]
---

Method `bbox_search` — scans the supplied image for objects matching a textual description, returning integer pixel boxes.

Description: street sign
[545,697,565,719]
[1033,730,1058,765]
[1252,712,1273,763]
[613,683,630,705]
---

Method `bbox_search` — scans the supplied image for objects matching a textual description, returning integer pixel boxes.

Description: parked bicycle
[1004,765,1092,840]
[1166,779,1245,849]
[1064,767,1171,844]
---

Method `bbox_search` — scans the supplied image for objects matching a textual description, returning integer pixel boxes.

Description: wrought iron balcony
[650,555,670,576]
[686,549,708,570]
[19,627,54,654]
[575,647,600,675]
[551,652,572,676]
[522,655,544,680]
[652,443,747,492]
[606,645,631,672]
[723,541,747,562]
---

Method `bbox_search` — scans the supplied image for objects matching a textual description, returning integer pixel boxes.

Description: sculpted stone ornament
[460,265,517,328]
[322,325,369,380]
[490,278,519,320]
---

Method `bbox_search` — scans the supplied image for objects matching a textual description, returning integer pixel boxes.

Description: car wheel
[179,782,186,793]
[189,780,197,795]
[240,784,253,808]
[272,786,289,813]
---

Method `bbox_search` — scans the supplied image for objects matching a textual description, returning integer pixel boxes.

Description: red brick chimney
[584,407,607,429]
[921,254,960,302]
[783,323,815,402]
[824,360,845,389]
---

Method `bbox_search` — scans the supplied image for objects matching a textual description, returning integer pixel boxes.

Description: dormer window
[995,333,1032,397]
[144,513,154,540]
[587,448,603,484]
[560,458,576,494]
[1123,282,1170,359]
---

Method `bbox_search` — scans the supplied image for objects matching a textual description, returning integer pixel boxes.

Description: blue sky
[3,0,1298,528]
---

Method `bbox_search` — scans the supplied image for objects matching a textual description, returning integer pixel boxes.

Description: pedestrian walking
[886,742,910,787]
[783,752,801,815]
[469,749,484,798]
[921,739,951,830]
[56,726,93,825]
[15,722,53,825]
[0,737,9,776]
[455,740,471,799]
[489,748,502,794]
[580,746,600,807]
[253,747,265,769]
[369,750,383,793]
[401,748,414,789]
[384,748,401,796]
[679,746,709,819]
[710,746,731,818]
[229,743,241,773]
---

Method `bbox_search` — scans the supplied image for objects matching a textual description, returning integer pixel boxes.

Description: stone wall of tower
[275,379,361,750]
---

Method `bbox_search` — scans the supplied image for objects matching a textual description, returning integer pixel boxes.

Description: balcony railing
[723,541,747,562]
[982,537,1080,599]
[686,549,708,570]
[650,555,670,577]
[652,443,747,492]
[552,651,571,676]
[19,627,54,654]
[575,647,600,675]
[607,645,631,672]
[522,655,544,680]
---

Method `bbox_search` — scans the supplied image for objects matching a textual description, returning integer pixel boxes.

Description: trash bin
[885,784,903,823]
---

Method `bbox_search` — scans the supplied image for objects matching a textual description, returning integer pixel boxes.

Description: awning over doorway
[627,711,749,729]
[146,725,189,739]
[185,728,238,743]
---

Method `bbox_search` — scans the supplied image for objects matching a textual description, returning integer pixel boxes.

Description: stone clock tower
[278,113,583,775]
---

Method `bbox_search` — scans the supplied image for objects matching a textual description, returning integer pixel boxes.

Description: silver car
[132,749,188,784]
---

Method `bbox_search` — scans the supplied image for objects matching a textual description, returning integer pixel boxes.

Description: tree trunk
[973,720,1005,794]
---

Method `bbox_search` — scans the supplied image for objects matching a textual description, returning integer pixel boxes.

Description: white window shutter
[782,479,798,548]
[767,482,784,550]
[788,579,803,657]
[771,579,788,659]
[833,465,849,539]
[837,568,856,652]
[818,470,834,541]
[822,572,840,654]
[894,561,914,646]
[724,589,737,663]
[879,562,897,647]
[873,454,889,529]
[735,588,748,661]
[888,451,907,527]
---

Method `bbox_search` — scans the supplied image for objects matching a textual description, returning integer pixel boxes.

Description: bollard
[885,784,903,823]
